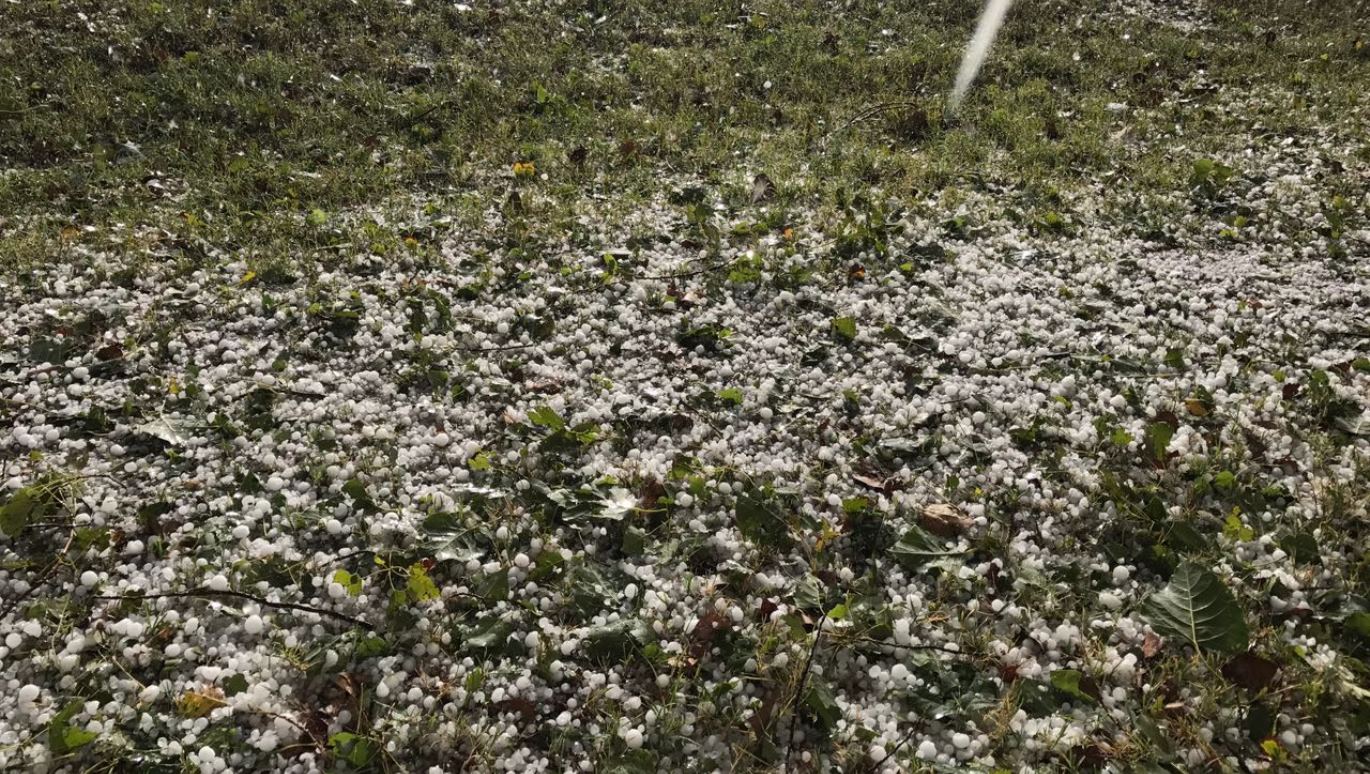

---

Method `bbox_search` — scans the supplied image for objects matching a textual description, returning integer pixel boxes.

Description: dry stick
[784,611,828,768]
[821,101,924,150]
[95,588,375,631]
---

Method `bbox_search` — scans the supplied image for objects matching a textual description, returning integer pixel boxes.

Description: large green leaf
[1140,562,1249,654]
[1,488,44,537]
[48,700,98,755]
[734,489,791,548]
[888,524,962,567]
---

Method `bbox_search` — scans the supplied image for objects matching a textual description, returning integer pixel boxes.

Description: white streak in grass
[948,0,1015,113]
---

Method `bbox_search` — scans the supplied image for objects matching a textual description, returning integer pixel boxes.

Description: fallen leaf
[750,173,775,204]
[756,597,779,622]
[689,609,731,661]
[1184,398,1209,417]
[852,473,887,492]
[920,503,971,537]
[1222,652,1279,693]
[95,343,124,361]
[1142,631,1163,658]
[176,687,226,718]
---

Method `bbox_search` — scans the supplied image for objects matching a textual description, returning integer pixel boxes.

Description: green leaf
[329,731,378,768]
[48,700,99,755]
[804,676,841,730]
[0,488,42,537]
[528,405,565,431]
[716,387,744,406]
[222,673,250,697]
[1049,669,1099,703]
[354,634,388,659]
[584,620,645,664]
[1279,531,1320,564]
[307,208,329,226]
[831,316,857,342]
[342,478,375,512]
[889,524,961,567]
[1144,422,1174,465]
[405,563,440,603]
[734,489,791,548]
[1223,512,1255,542]
[333,569,363,596]
[465,616,512,652]
[1345,612,1370,641]
[422,524,484,564]
[1139,562,1249,654]
[467,451,492,472]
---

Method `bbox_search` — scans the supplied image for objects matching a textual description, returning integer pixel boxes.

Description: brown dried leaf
[176,687,226,718]
[920,503,971,537]
[1222,653,1279,693]
[1184,398,1209,417]
[852,473,887,492]
[689,609,731,661]
[1142,631,1163,658]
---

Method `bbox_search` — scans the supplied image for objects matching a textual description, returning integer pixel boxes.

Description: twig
[821,101,924,149]
[451,342,542,354]
[393,99,455,130]
[853,636,976,657]
[784,611,828,767]
[95,588,374,630]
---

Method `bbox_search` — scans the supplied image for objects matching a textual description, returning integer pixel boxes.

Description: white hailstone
[869,743,887,762]
[1112,566,1130,585]
[622,728,644,749]
[231,525,250,540]
[244,615,265,635]
[265,476,285,491]
[207,575,230,592]
[675,493,693,507]
[325,519,344,535]
[893,618,912,646]
[952,733,971,749]
[917,740,938,760]
[1098,592,1122,611]
[5,632,21,648]
[328,582,347,599]
[890,664,910,682]
[18,684,41,703]
[513,553,530,569]
[80,571,99,587]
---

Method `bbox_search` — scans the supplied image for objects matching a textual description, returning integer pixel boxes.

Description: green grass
[2,0,1367,276]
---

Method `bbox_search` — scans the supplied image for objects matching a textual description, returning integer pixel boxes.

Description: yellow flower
[512,161,536,179]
